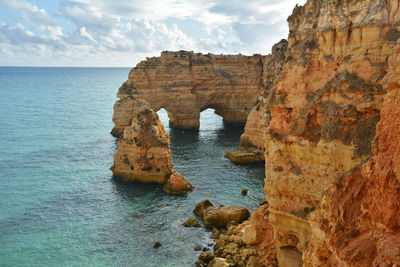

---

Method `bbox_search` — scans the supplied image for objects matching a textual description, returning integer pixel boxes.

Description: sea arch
[110,51,264,182]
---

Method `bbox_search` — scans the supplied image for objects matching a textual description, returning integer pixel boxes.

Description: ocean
[0,67,265,266]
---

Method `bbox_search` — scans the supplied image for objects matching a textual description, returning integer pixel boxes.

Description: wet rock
[199,251,215,263]
[163,172,193,195]
[202,247,210,252]
[203,206,250,229]
[194,245,202,251]
[195,260,206,267]
[153,241,161,248]
[210,228,220,239]
[224,148,264,164]
[259,199,268,206]
[241,189,248,196]
[182,218,201,227]
[193,200,213,217]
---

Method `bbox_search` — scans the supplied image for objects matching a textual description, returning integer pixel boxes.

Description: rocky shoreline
[112,0,400,265]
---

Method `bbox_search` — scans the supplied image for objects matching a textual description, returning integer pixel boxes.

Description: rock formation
[202,206,250,229]
[226,40,289,164]
[111,97,174,183]
[111,0,400,264]
[111,97,192,194]
[230,0,400,266]
[304,40,400,267]
[112,51,264,136]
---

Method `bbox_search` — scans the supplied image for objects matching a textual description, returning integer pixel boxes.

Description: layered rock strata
[112,51,264,136]
[111,97,173,183]
[304,40,400,267]
[226,40,289,163]
[231,0,400,266]
[111,97,191,193]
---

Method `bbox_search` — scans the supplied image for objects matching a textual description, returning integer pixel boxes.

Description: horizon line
[0,66,133,68]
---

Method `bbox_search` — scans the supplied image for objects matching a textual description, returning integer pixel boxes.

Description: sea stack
[111,97,173,183]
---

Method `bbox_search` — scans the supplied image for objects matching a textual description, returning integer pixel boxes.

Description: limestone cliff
[112,51,264,136]
[110,0,400,264]
[226,40,288,164]
[235,0,400,266]
[304,40,400,267]
[111,97,173,183]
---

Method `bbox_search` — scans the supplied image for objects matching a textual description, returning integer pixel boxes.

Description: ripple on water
[0,68,265,266]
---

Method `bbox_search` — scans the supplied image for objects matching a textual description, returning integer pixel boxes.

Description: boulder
[193,200,213,217]
[224,148,264,164]
[203,206,250,229]
[163,172,193,195]
[183,218,201,227]
[242,225,258,245]
[199,251,215,263]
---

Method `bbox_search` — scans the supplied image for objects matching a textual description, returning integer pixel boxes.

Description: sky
[0,0,307,67]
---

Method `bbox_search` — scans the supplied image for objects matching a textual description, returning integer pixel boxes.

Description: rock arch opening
[111,51,264,183]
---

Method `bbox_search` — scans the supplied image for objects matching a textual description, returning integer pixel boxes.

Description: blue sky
[0,0,306,67]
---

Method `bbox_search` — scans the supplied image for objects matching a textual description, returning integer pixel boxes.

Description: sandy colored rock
[228,40,288,163]
[182,217,201,228]
[203,206,250,229]
[242,225,257,245]
[193,200,214,217]
[163,172,192,195]
[249,0,400,266]
[208,257,229,267]
[111,98,173,183]
[224,148,264,164]
[112,51,264,135]
[303,40,400,267]
[198,251,215,263]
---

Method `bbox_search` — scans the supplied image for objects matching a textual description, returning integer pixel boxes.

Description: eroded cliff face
[111,97,173,183]
[304,40,400,267]
[243,0,400,266]
[112,51,264,136]
[225,40,288,164]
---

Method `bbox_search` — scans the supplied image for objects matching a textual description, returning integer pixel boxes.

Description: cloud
[0,0,307,66]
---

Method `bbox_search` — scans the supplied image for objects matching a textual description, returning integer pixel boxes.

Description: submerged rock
[163,172,193,195]
[193,200,214,217]
[203,206,250,229]
[224,148,264,164]
[153,241,161,248]
[182,218,201,228]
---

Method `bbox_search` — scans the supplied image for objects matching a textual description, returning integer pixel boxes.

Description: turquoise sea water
[0,67,265,266]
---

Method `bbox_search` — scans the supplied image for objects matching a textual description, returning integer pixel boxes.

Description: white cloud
[79,26,95,42]
[0,0,307,66]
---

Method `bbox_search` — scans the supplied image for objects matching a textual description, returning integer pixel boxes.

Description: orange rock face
[110,0,400,264]
[304,41,400,267]
[226,40,288,163]
[162,171,193,195]
[241,0,400,266]
[112,51,264,135]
